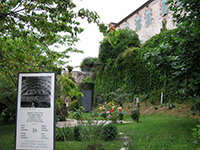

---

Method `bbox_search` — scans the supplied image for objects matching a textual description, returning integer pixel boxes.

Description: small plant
[73,117,107,142]
[117,107,126,123]
[55,126,73,141]
[72,107,84,122]
[73,125,82,141]
[109,87,128,107]
[131,106,140,122]
[56,103,69,121]
[154,106,158,110]
[87,143,104,150]
[90,109,101,120]
[102,123,118,141]
[167,103,175,109]
[108,106,118,123]
[69,100,79,111]
[98,102,126,123]
[190,96,200,116]
[99,103,108,120]
[192,120,200,148]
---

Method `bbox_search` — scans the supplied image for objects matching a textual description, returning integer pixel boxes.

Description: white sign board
[15,72,56,150]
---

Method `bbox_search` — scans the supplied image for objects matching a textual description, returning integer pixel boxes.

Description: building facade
[112,0,180,44]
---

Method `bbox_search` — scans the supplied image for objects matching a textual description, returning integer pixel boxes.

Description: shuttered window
[124,24,129,30]
[146,9,151,26]
[136,16,141,31]
[161,0,168,17]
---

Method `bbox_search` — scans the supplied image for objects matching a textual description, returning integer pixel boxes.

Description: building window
[161,0,168,16]
[146,9,151,26]
[136,16,141,31]
[124,24,129,30]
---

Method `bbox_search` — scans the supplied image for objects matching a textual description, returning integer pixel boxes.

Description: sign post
[15,72,56,150]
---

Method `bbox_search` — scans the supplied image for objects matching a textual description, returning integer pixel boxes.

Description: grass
[0,115,199,150]
[0,120,15,150]
[56,141,122,150]
[117,114,199,150]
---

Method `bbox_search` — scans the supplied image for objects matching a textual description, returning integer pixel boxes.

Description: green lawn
[0,115,199,150]
[0,121,15,150]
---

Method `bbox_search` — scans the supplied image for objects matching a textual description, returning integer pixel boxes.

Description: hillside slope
[123,102,200,119]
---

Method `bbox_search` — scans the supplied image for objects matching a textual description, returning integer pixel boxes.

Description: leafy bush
[69,100,79,111]
[192,120,200,148]
[190,97,200,116]
[79,118,106,142]
[102,123,118,141]
[55,126,73,141]
[109,88,128,107]
[99,102,126,123]
[87,143,104,150]
[131,106,140,122]
[90,109,101,120]
[73,125,82,141]
[0,105,15,123]
[167,102,175,110]
[72,107,84,121]
[56,103,69,121]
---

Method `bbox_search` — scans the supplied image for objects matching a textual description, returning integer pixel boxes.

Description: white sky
[64,0,148,71]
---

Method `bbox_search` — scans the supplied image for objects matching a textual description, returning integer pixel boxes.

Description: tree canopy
[98,29,140,64]
[0,0,111,121]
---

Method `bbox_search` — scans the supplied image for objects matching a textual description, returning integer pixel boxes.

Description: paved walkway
[56,118,132,128]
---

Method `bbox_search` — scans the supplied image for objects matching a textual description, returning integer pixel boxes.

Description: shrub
[190,97,200,116]
[167,102,175,109]
[99,102,126,123]
[131,106,140,122]
[56,103,69,121]
[55,126,73,141]
[102,123,118,141]
[69,100,79,111]
[72,107,84,121]
[192,120,200,147]
[87,143,104,150]
[82,118,107,141]
[90,109,101,120]
[73,125,82,141]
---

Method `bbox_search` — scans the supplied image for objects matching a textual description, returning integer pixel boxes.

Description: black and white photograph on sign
[21,76,51,108]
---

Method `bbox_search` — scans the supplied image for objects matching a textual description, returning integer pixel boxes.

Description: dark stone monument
[81,90,92,112]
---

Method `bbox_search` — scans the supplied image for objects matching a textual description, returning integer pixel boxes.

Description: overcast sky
[64,0,148,71]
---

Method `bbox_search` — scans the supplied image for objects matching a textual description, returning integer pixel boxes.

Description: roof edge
[113,0,155,27]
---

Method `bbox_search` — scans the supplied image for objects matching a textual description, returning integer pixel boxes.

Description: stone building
[111,0,181,44]
[62,70,92,85]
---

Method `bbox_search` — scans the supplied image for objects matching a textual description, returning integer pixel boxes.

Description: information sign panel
[15,72,56,150]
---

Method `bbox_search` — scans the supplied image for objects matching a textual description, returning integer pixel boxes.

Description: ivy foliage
[93,27,190,103]
[94,29,148,101]
[93,0,200,105]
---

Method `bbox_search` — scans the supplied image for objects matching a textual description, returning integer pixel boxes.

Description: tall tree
[99,29,140,64]
[0,0,110,121]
